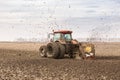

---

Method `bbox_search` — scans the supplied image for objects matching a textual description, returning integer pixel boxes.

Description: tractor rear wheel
[57,43,65,59]
[47,43,60,59]
[39,45,47,57]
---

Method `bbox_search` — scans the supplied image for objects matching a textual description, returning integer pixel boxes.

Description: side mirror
[48,33,54,42]
[50,39,53,42]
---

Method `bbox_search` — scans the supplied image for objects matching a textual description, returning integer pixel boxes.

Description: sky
[0,0,120,41]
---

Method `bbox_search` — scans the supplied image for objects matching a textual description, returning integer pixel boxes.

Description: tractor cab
[49,30,73,42]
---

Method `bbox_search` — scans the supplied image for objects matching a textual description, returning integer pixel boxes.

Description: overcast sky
[0,0,120,41]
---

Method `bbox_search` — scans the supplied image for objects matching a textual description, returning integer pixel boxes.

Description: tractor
[39,30,95,59]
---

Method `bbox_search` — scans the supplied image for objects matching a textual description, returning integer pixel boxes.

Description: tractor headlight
[84,46,92,53]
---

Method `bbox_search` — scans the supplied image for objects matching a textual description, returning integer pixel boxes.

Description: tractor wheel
[39,45,47,57]
[57,43,65,59]
[47,43,60,59]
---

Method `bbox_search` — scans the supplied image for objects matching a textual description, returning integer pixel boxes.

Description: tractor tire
[57,43,65,59]
[47,43,60,59]
[39,45,47,57]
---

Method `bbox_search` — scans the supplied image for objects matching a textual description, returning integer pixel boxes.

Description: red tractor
[39,30,95,59]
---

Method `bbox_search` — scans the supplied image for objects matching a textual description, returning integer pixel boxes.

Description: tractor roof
[54,30,72,34]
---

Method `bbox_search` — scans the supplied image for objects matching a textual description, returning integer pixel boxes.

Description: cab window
[64,34,72,41]
[53,33,61,41]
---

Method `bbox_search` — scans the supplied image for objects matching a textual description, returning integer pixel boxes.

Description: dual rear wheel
[39,43,65,59]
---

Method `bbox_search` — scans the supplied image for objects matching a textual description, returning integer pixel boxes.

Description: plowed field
[0,42,119,80]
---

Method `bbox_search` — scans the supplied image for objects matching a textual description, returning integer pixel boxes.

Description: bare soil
[0,42,120,80]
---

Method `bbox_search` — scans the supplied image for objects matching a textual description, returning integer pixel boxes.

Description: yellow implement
[84,46,92,53]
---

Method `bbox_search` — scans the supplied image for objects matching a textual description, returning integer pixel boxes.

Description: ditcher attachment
[79,42,95,60]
